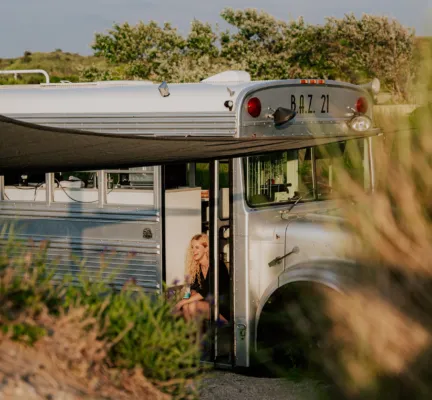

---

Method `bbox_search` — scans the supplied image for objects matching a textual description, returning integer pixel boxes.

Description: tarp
[0,114,380,174]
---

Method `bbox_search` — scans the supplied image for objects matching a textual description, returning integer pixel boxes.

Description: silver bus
[0,70,380,368]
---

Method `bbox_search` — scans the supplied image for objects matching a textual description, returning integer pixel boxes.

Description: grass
[282,48,432,399]
[0,50,109,84]
[0,228,206,399]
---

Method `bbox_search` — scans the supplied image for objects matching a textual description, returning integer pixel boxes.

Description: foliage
[219,9,294,80]
[0,50,109,84]
[0,227,204,398]
[87,9,416,102]
[186,20,219,60]
[0,10,417,101]
[91,21,186,81]
[0,227,64,344]
[321,14,415,101]
[64,283,203,390]
[284,50,432,398]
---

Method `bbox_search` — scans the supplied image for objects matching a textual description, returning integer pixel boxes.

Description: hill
[0,50,108,84]
[0,35,429,86]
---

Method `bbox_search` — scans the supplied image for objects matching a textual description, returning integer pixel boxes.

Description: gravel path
[199,370,331,400]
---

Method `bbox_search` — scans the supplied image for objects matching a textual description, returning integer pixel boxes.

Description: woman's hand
[174,299,188,312]
[173,292,204,316]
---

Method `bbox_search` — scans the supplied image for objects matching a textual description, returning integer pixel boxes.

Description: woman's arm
[174,291,204,311]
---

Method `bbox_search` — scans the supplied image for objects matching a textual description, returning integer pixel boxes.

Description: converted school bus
[0,70,381,368]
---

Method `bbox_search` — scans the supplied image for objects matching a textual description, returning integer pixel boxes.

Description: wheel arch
[254,259,358,351]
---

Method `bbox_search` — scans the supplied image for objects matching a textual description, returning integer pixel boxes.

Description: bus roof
[0,70,360,116]
[0,72,256,115]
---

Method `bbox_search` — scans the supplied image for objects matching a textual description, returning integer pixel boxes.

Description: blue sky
[0,0,429,58]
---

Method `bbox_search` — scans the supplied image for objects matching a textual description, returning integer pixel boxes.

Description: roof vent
[201,70,251,83]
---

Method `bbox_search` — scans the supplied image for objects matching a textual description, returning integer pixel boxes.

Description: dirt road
[199,370,332,400]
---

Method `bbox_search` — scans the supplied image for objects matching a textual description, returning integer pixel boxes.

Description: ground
[199,370,332,400]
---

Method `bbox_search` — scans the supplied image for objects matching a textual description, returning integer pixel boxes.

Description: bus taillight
[247,97,261,118]
[356,97,368,114]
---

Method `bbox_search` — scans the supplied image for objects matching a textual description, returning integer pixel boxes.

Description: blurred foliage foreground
[271,48,432,399]
[0,229,204,400]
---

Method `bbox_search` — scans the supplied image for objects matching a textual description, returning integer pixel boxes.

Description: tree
[186,19,219,59]
[89,10,415,101]
[321,14,415,100]
[220,8,294,80]
[92,21,186,80]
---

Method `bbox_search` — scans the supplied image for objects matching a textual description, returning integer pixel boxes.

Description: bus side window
[3,172,46,202]
[53,171,98,204]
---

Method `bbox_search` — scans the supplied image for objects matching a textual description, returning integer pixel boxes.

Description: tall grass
[288,44,432,399]
[0,227,205,399]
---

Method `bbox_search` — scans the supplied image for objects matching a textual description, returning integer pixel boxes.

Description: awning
[0,114,380,174]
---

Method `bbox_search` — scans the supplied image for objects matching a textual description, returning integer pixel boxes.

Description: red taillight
[356,97,368,114]
[247,97,261,118]
[300,79,325,84]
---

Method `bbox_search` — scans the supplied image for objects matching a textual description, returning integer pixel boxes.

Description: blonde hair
[185,233,209,286]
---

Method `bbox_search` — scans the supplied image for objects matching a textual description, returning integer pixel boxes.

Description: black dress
[190,261,231,321]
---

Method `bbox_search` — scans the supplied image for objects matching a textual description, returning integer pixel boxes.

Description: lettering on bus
[290,94,330,114]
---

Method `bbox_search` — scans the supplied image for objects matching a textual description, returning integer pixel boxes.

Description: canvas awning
[0,114,380,174]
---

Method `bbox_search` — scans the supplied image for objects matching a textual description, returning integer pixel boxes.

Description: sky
[0,0,430,58]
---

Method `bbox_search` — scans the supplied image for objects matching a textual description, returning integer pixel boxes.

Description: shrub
[0,226,204,398]
[287,49,432,399]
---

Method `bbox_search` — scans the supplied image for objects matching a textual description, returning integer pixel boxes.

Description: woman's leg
[181,301,227,322]
[182,303,192,321]
[186,300,210,321]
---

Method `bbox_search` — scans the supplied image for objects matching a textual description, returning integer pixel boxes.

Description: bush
[289,49,432,398]
[0,226,204,398]
[90,9,415,101]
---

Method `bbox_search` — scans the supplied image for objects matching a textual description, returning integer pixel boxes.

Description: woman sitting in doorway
[174,233,230,323]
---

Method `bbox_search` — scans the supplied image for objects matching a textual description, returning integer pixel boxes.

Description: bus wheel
[255,281,341,376]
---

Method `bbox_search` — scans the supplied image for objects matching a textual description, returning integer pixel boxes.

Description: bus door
[162,161,234,367]
[208,160,234,367]
[161,163,202,288]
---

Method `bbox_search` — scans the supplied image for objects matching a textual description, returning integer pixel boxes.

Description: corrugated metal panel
[0,205,163,292]
[4,237,160,291]
[0,204,159,222]
[5,112,237,137]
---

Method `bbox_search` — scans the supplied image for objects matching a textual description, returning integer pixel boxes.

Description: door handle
[268,246,300,267]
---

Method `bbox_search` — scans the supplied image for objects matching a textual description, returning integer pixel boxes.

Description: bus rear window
[244,139,368,207]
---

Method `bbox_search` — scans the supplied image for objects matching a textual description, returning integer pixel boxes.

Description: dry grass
[0,236,203,399]
[296,47,432,399]
[0,307,170,400]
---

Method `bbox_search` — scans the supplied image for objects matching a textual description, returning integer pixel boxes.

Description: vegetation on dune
[0,8,425,103]
[0,49,108,84]
[0,229,205,399]
[0,6,432,400]
[261,48,432,398]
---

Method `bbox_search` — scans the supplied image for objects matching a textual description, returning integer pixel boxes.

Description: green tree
[322,14,415,100]
[186,19,219,59]
[220,8,294,80]
[89,10,415,101]
[92,21,186,80]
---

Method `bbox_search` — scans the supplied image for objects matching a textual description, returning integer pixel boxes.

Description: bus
[0,70,380,368]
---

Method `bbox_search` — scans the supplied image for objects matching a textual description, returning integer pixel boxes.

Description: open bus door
[208,160,234,367]
[162,160,234,368]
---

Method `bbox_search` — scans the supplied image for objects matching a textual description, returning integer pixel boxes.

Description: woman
[174,233,230,322]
